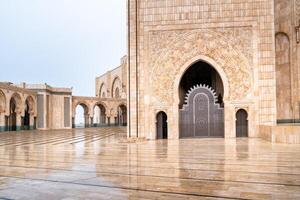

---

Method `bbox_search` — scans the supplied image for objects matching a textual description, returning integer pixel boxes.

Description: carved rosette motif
[148,28,253,103]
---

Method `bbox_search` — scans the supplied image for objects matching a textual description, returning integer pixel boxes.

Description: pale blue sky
[0,0,127,96]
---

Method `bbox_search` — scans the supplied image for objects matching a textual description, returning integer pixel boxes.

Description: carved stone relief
[148,28,253,104]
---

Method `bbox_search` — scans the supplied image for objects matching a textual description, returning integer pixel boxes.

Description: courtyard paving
[0,128,299,200]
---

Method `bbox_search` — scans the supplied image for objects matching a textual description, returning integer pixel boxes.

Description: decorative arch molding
[73,101,90,117]
[99,83,107,98]
[111,76,122,98]
[174,55,230,105]
[9,93,23,115]
[0,89,6,114]
[148,29,253,104]
[275,32,290,39]
[25,95,36,116]
[92,101,109,116]
[117,102,127,108]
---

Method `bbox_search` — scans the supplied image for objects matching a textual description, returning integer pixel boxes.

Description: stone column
[101,113,107,126]
[128,0,139,138]
[72,117,75,128]
[224,102,235,138]
[90,117,94,127]
[110,116,114,126]
[30,115,35,130]
[107,116,111,126]
[0,113,4,132]
[16,113,22,131]
[84,114,90,128]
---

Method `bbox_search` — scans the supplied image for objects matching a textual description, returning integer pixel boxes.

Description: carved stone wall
[128,0,276,139]
[148,28,253,104]
[275,33,292,120]
[72,96,126,123]
[295,0,300,22]
[275,0,300,121]
[95,56,127,99]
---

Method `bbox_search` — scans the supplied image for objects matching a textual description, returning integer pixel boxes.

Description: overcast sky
[0,0,127,96]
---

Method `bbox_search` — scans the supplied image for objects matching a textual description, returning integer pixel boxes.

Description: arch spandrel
[148,29,253,104]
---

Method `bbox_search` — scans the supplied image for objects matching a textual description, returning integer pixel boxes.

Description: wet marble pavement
[0,128,300,200]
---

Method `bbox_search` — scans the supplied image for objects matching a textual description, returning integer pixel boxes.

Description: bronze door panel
[179,85,224,138]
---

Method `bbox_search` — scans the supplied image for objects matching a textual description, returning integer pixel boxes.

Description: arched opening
[236,109,248,137]
[9,98,18,131]
[179,60,224,108]
[99,83,106,98]
[111,77,122,98]
[23,96,35,130]
[179,60,224,138]
[275,33,292,122]
[117,105,127,126]
[23,101,30,130]
[156,111,168,139]
[93,104,106,127]
[0,90,6,132]
[115,88,120,98]
[74,103,89,128]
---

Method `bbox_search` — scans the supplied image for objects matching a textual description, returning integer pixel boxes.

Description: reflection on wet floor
[0,128,300,200]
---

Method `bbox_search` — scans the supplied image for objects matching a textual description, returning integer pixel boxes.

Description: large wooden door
[179,85,224,138]
[236,109,248,137]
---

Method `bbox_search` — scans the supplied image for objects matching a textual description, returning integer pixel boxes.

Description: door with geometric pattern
[179,85,224,138]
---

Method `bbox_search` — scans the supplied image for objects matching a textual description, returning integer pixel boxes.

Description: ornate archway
[73,103,89,128]
[93,103,107,127]
[23,96,35,130]
[9,93,22,131]
[117,104,127,126]
[178,60,225,138]
[146,29,253,139]
[99,83,107,98]
[111,77,122,98]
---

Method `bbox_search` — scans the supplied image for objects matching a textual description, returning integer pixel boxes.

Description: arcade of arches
[72,97,127,128]
[0,85,37,132]
[0,82,127,133]
[98,77,124,99]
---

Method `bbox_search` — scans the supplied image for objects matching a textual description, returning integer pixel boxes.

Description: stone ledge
[259,125,300,144]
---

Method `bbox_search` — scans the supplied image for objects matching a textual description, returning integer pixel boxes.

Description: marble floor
[0,128,300,200]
